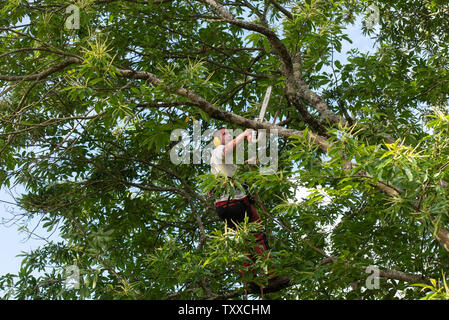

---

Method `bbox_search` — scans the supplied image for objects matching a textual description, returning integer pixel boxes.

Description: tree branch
[198,0,294,75]
[0,57,81,81]
[268,0,293,20]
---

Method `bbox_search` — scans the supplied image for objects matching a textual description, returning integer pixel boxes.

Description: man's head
[213,127,232,146]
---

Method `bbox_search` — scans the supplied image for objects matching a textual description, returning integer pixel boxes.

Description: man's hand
[244,128,254,142]
[223,128,254,156]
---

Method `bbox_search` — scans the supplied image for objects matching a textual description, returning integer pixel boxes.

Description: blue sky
[0,14,378,283]
[0,184,61,277]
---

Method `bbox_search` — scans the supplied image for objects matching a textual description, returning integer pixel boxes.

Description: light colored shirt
[210,145,246,202]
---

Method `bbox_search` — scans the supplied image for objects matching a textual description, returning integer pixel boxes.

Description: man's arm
[223,129,253,157]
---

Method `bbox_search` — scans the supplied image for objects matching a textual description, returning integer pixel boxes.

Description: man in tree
[210,127,290,294]
[2,0,449,301]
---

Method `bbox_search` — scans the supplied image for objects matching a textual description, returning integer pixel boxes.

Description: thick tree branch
[378,269,430,284]
[116,67,328,146]
[296,77,348,126]
[199,0,294,75]
[0,57,80,81]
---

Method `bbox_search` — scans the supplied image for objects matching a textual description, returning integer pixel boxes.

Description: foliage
[413,272,449,300]
[0,0,448,300]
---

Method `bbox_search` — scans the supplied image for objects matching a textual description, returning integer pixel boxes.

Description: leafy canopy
[0,0,448,300]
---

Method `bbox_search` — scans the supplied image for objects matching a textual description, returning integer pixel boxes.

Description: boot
[247,281,261,293]
[246,276,291,294]
[265,275,291,293]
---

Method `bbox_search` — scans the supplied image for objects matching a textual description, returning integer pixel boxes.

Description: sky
[0,13,378,289]
[0,184,61,277]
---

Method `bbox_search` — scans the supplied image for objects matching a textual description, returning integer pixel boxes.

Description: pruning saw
[250,85,272,143]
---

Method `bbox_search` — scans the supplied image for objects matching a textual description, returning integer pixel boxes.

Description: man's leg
[245,199,291,293]
[246,201,270,253]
